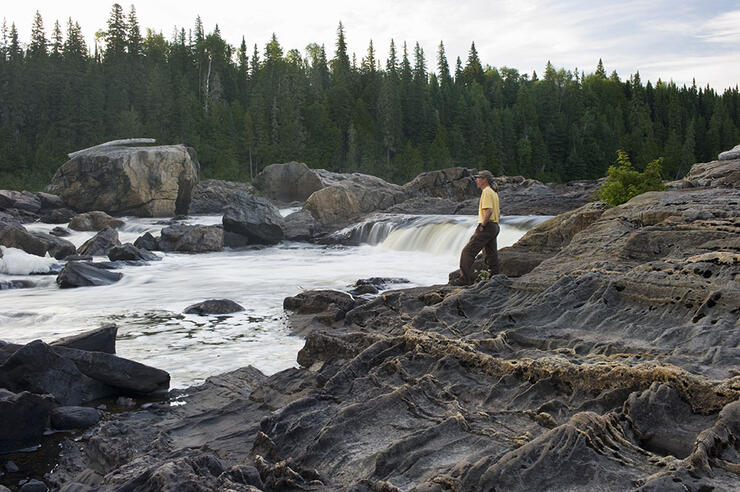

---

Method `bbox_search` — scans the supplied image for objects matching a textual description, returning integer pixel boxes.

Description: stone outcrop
[47,144,199,217]
[253,161,324,203]
[719,143,740,161]
[184,299,245,315]
[189,179,257,214]
[38,157,739,491]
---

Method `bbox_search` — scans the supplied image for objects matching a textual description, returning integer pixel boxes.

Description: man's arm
[478,208,492,231]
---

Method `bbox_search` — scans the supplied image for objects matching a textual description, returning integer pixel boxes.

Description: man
[456,170,500,285]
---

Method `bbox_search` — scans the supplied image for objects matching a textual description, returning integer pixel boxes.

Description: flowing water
[0,212,549,388]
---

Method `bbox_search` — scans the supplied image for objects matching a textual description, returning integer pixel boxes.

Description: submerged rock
[184,299,245,315]
[108,243,160,262]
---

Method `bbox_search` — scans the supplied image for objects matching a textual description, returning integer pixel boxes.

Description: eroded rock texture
[46,158,740,491]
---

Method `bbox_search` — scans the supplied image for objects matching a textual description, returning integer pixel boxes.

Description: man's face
[475,176,486,189]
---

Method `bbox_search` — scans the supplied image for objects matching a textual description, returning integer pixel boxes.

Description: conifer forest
[1,4,739,191]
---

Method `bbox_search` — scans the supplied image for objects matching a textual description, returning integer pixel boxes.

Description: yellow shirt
[478,186,500,224]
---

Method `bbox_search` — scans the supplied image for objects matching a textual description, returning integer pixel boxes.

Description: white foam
[0,247,57,275]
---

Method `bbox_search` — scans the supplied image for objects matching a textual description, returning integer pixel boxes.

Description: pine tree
[437,41,451,86]
[127,5,142,57]
[595,58,606,78]
[104,3,127,61]
[28,11,48,59]
[51,20,63,58]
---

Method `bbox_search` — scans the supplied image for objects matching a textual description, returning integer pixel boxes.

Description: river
[0,212,548,388]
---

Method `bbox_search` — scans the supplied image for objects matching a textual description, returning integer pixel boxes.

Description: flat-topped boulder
[47,143,199,217]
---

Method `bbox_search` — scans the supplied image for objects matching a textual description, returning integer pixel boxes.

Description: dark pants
[459,222,499,284]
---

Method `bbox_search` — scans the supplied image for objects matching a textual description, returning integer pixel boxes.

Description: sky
[3,0,740,91]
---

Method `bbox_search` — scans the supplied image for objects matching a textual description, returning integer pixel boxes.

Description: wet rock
[56,262,123,288]
[184,299,245,315]
[47,144,199,217]
[223,196,285,244]
[30,231,76,260]
[0,341,114,405]
[40,207,76,224]
[77,228,120,256]
[50,325,118,354]
[0,389,55,453]
[50,407,101,430]
[283,210,318,240]
[37,192,66,210]
[49,226,71,237]
[157,224,223,253]
[284,290,358,315]
[349,277,410,295]
[0,221,49,257]
[253,161,324,203]
[68,211,124,232]
[133,232,158,251]
[51,345,169,394]
[189,179,257,214]
[0,279,35,290]
[19,479,48,492]
[108,243,160,262]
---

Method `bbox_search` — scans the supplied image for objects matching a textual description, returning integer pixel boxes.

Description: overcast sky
[4,0,739,91]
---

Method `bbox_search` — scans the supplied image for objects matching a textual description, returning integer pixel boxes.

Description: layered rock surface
[41,156,740,491]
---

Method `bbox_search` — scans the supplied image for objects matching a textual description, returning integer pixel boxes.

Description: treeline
[1,4,739,191]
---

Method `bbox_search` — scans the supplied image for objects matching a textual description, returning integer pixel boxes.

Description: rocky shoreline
[1,144,738,491]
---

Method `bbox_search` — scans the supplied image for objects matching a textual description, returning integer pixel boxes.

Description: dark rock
[108,243,160,262]
[19,479,48,492]
[184,299,245,315]
[0,390,55,453]
[133,232,158,251]
[29,231,76,259]
[50,407,101,430]
[189,179,257,214]
[0,190,41,213]
[349,277,410,295]
[0,221,48,257]
[0,280,35,290]
[47,144,199,217]
[384,197,465,215]
[5,460,19,472]
[50,325,118,354]
[49,226,71,237]
[403,167,479,201]
[223,231,251,248]
[51,345,170,394]
[56,262,123,288]
[37,192,66,210]
[223,195,285,244]
[283,289,358,315]
[64,254,93,262]
[283,210,318,240]
[40,208,76,224]
[157,224,223,252]
[253,161,324,202]
[68,212,124,232]
[0,341,114,405]
[77,228,120,257]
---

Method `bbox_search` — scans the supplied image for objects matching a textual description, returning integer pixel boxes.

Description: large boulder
[189,179,257,214]
[283,210,319,240]
[69,211,125,231]
[0,190,42,214]
[304,170,407,229]
[47,144,199,217]
[222,195,285,245]
[157,224,224,252]
[253,162,324,203]
[77,227,121,256]
[0,389,56,453]
[718,143,740,161]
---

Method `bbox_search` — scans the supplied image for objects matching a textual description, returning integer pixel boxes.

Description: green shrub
[599,150,667,206]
